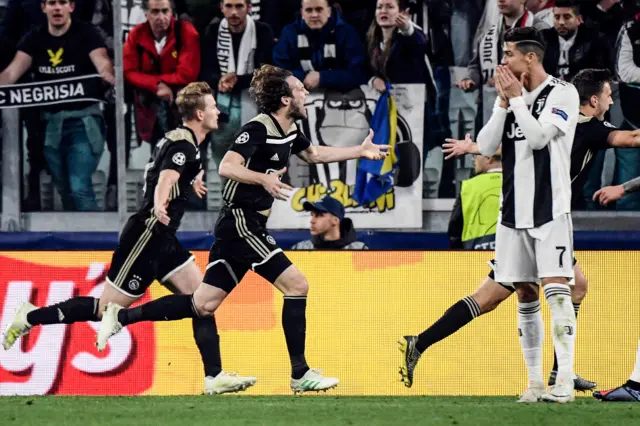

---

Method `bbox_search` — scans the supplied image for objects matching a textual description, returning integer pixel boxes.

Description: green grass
[1,396,639,425]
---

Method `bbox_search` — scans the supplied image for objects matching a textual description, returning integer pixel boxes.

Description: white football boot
[541,374,575,403]
[290,369,339,394]
[204,372,257,395]
[2,302,37,350]
[96,302,124,351]
[518,382,546,403]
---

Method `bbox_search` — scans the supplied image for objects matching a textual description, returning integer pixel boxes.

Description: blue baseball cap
[303,197,345,221]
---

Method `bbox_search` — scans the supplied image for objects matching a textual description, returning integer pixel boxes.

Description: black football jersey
[222,114,311,211]
[137,125,202,232]
[570,114,616,208]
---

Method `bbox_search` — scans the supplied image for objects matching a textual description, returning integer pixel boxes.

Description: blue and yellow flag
[353,83,399,205]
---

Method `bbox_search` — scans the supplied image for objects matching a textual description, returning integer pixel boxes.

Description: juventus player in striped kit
[472,27,579,403]
[400,27,580,403]
[97,65,390,393]
[399,68,640,398]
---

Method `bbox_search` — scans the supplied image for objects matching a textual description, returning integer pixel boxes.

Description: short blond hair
[176,82,213,121]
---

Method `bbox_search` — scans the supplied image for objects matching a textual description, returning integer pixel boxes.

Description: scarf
[297,28,338,72]
[480,11,534,85]
[217,17,257,75]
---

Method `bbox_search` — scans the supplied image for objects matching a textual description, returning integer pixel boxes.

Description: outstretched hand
[593,185,625,206]
[443,133,477,160]
[360,129,390,160]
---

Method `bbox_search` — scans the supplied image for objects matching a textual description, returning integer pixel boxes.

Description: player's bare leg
[272,265,339,394]
[514,283,545,403]
[548,263,596,391]
[3,276,136,351]
[538,277,576,404]
[399,276,513,388]
[163,262,257,394]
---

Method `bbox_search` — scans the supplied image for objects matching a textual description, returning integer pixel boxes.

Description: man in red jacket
[123,0,200,147]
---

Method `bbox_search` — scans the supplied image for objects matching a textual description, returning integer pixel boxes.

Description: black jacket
[200,20,273,95]
[541,25,609,81]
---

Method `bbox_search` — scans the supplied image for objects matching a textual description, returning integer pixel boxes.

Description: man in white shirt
[477,26,579,403]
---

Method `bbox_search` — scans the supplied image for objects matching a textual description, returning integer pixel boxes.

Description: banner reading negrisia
[0,74,105,109]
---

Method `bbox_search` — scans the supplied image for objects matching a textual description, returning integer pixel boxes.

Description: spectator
[613,13,640,210]
[291,197,368,250]
[528,0,555,30]
[273,0,367,92]
[123,0,200,148]
[200,0,273,168]
[448,147,502,249]
[367,0,428,92]
[541,0,608,81]
[582,0,627,63]
[0,0,97,210]
[0,0,114,211]
[457,0,534,125]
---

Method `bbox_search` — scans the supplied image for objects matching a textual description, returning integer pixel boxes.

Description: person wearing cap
[291,196,368,250]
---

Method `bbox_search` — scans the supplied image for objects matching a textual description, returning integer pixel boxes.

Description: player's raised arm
[497,65,570,151]
[594,175,640,206]
[477,96,508,157]
[607,129,640,148]
[296,129,389,164]
[443,134,483,159]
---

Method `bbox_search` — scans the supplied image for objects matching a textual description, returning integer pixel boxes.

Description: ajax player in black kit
[97,65,390,393]
[3,82,258,395]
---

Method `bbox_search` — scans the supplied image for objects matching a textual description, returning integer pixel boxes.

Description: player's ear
[589,95,598,109]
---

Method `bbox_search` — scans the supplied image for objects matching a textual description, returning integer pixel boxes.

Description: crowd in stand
[0,0,639,212]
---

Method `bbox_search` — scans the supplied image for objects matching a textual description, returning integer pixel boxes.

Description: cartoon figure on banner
[297,87,421,198]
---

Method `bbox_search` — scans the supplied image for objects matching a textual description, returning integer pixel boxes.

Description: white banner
[268,84,424,229]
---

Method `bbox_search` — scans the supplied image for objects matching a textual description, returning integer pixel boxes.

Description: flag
[353,83,399,205]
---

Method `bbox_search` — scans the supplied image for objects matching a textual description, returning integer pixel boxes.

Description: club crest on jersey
[235,132,250,144]
[128,277,141,291]
[172,152,186,166]
[552,108,568,121]
[266,235,276,245]
[505,122,525,141]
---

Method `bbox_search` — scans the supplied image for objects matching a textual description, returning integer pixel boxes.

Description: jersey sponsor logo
[552,108,568,121]
[172,152,186,166]
[505,122,525,141]
[235,132,250,144]
[0,256,154,395]
[270,153,279,161]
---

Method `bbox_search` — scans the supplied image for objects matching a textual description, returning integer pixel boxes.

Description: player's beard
[288,102,307,120]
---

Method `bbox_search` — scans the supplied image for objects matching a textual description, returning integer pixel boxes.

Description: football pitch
[1,396,639,425]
